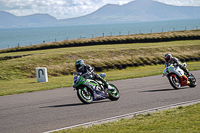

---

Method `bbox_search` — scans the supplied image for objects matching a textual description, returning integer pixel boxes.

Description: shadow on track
[141,87,190,93]
[40,100,110,108]
[141,88,176,92]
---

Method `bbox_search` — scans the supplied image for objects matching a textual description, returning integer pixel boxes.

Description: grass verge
[0,40,200,80]
[56,103,200,133]
[0,61,200,96]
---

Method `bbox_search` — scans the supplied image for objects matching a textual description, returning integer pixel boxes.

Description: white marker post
[36,67,48,82]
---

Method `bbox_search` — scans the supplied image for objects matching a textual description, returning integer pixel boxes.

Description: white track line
[44,99,200,133]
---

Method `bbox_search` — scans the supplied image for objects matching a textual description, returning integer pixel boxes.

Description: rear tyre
[77,86,93,104]
[108,84,120,101]
[168,75,181,89]
[188,74,197,88]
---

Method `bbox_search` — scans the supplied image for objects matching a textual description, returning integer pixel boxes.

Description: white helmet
[75,59,85,71]
[164,53,172,63]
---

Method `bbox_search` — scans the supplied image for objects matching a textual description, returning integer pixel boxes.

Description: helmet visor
[165,56,170,62]
[76,64,81,71]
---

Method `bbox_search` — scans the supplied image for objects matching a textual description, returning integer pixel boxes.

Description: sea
[0,18,200,49]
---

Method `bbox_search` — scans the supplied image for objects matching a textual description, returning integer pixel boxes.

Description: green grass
[57,103,200,133]
[1,39,200,57]
[0,61,199,96]
[0,40,200,81]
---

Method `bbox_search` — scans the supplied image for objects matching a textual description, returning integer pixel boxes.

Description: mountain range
[1,0,200,28]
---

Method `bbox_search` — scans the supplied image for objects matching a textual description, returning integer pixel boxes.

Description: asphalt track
[0,70,199,133]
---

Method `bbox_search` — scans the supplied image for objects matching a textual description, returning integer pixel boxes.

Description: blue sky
[0,0,200,19]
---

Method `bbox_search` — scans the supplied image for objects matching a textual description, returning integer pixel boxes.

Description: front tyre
[107,84,120,101]
[77,86,93,104]
[168,75,181,89]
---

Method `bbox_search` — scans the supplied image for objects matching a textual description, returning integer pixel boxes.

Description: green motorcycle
[73,72,120,104]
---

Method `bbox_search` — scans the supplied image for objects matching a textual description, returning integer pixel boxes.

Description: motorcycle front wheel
[107,84,120,101]
[77,86,93,104]
[168,75,181,89]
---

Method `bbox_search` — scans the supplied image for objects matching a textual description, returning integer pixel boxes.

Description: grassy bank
[56,103,200,133]
[0,61,200,96]
[0,40,200,81]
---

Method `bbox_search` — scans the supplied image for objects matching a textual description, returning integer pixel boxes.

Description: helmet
[75,59,85,71]
[164,53,172,63]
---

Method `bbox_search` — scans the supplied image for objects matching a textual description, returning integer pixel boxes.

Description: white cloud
[156,0,200,6]
[0,0,200,19]
[0,0,134,19]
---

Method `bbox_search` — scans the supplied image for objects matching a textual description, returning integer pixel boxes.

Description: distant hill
[60,0,200,25]
[0,11,57,28]
[1,0,200,28]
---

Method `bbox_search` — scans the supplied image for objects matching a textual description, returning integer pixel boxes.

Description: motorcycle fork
[173,75,177,82]
[83,87,88,94]
[168,74,179,84]
[169,75,178,82]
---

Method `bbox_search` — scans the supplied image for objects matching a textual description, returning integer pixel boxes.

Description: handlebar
[73,67,95,78]
[173,63,178,67]
[82,71,94,77]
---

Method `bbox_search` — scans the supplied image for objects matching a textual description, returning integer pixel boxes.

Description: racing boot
[184,69,190,77]
[183,69,191,84]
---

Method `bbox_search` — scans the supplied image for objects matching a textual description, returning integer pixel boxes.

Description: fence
[1,25,200,50]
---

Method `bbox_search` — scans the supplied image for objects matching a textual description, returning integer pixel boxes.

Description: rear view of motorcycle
[72,72,120,104]
[163,63,197,89]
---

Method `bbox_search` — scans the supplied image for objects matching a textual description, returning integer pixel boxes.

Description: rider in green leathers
[75,59,110,91]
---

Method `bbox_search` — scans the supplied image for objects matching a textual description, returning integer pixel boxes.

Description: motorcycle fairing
[180,75,190,86]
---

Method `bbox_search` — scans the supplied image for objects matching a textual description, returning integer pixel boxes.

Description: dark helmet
[164,53,172,63]
[75,59,85,71]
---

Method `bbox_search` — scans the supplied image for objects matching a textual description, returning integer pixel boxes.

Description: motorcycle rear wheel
[107,84,120,101]
[168,75,181,89]
[77,86,93,104]
[188,74,197,88]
